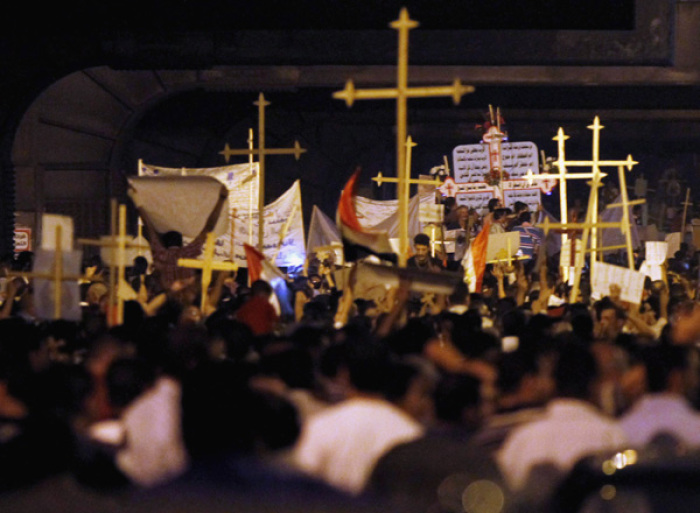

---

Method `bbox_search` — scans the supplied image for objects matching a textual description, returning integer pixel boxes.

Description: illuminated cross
[372,136,442,266]
[334,7,474,266]
[178,232,239,312]
[218,93,306,250]
[604,165,647,269]
[527,117,636,278]
[9,225,88,320]
[681,188,693,240]
[78,202,150,326]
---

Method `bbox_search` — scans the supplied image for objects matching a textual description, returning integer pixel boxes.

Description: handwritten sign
[591,261,645,305]
[503,187,542,213]
[453,142,539,184]
[455,189,496,215]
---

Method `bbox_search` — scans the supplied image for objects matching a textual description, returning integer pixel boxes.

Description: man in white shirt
[620,345,700,448]
[497,340,628,492]
[293,339,423,495]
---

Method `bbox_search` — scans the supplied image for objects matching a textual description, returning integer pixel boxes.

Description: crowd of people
[2,191,700,513]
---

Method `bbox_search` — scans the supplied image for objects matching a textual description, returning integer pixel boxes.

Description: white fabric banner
[353,192,435,245]
[137,161,304,267]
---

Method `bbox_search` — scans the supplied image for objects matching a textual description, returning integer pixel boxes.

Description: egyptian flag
[462,218,491,293]
[337,168,397,263]
[243,243,293,318]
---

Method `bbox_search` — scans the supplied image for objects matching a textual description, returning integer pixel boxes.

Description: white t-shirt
[620,394,700,448]
[497,399,627,491]
[293,396,423,495]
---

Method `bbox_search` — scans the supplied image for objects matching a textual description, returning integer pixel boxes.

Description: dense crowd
[1,197,700,513]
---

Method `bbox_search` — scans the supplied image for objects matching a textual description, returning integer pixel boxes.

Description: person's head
[642,345,694,395]
[250,279,273,298]
[493,208,509,224]
[487,198,501,212]
[518,211,532,225]
[161,230,183,248]
[384,357,437,424]
[456,205,469,222]
[413,233,431,262]
[433,372,483,429]
[132,256,149,275]
[554,340,599,401]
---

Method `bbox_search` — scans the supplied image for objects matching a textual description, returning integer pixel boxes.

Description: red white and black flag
[336,168,397,263]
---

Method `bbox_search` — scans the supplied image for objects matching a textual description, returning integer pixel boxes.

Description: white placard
[645,241,668,265]
[453,141,539,183]
[41,214,74,251]
[591,261,646,305]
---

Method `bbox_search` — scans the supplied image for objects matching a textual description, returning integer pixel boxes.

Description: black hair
[161,231,183,248]
[414,233,431,247]
[554,340,598,400]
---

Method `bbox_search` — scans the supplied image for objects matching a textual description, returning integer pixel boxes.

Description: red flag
[463,218,491,293]
[243,243,286,284]
[337,168,396,262]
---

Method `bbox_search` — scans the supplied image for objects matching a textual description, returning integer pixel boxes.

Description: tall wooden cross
[604,165,647,269]
[372,136,442,266]
[178,232,239,313]
[219,93,306,250]
[527,117,636,280]
[9,225,88,320]
[681,188,692,241]
[333,7,474,266]
[78,202,150,326]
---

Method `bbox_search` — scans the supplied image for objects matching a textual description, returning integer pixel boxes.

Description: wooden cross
[9,225,88,320]
[177,232,239,312]
[372,136,442,266]
[681,188,692,241]
[603,165,647,269]
[218,93,306,250]
[333,7,474,266]
[78,202,150,326]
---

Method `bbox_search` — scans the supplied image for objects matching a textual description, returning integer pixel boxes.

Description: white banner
[138,161,304,268]
[354,192,439,244]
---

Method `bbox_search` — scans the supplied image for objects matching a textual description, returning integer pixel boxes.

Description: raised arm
[197,184,230,239]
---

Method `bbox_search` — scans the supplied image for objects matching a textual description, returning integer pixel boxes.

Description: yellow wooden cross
[78,203,150,326]
[603,165,647,269]
[177,232,239,312]
[333,8,474,266]
[681,188,692,240]
[9,225,88,320]
[372,136,442,266]
[218,93,306,250]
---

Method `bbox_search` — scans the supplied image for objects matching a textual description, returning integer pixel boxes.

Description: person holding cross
[129,182,229,296]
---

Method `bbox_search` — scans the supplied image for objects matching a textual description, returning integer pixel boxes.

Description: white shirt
[619,393,700,448]
[497,399,627,491]
[292,396,423,495]
[116,376,189,487]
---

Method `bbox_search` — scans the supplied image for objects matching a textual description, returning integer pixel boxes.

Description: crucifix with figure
[333,7,474,266]
[219,93,306,251]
